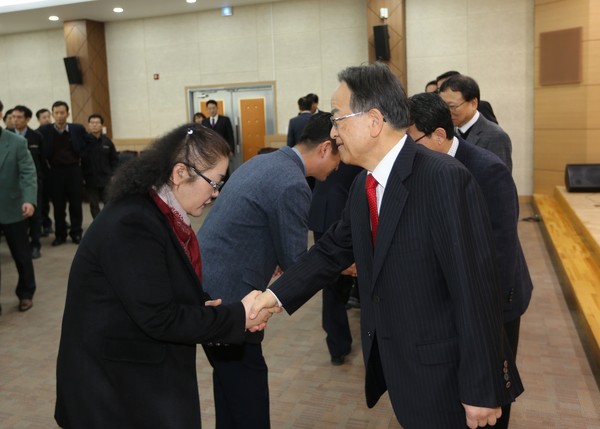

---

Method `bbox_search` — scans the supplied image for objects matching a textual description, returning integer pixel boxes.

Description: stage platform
[534,186,600,380]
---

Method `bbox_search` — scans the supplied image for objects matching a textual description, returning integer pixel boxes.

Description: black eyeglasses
[183,163,224,191]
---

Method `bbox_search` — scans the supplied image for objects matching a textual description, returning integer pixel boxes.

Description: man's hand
[462,403,501,429]
[242,290,281,332]
[341,262,357,277]
[249,290,278,320]
[205,298,222,307]
[21,203,35,218]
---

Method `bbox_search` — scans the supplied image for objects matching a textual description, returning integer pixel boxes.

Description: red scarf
[150,190,202,282]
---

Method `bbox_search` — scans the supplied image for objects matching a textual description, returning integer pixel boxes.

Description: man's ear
[434,127,447,143]
[367,108,385,136]
[320,140,332,157]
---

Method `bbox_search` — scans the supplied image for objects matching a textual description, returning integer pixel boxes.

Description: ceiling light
[186,0,197,3]
[48,15,59,21]
[221,6,233,16]
[113,7,123,13]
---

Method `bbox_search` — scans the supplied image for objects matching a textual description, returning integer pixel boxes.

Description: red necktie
[366,174,379,246]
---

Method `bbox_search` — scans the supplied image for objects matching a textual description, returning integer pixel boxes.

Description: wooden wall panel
[535,170,567,195]
[64,20,112,137]
[534,130,587,171]
[534,87,587,130]
[366,0,406,90]
[586,85,600,129]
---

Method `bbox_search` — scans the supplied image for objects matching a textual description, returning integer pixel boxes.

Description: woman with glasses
[55,124,278,429]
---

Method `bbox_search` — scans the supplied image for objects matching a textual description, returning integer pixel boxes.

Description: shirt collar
[448,136,459,157]
[458,110,479,134]
[369,134,407,190]
[54,123,70,134]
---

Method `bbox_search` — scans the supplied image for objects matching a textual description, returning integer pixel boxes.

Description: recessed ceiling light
[48,15,59,21]
[113,7,123,13]
[186,0,197,3]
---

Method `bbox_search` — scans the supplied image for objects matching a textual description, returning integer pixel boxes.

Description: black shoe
[41,226,54,237]
[52,237,66,246]
[331,354,347,366]
[346,296,360,309]
[31,247,41,259]
[71,235,81,244]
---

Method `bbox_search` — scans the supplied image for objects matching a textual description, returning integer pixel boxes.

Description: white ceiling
[0,0,288,36]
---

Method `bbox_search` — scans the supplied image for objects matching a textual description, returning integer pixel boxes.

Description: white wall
[406,0,535,195]
[105,0,368,139]
[0,29,70,128]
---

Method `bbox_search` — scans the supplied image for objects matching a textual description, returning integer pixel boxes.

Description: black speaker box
[373,25,390,61]
[564,164,600,192]
[63,56,83,85]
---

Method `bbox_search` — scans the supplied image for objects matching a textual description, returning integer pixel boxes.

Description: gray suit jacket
[465,114,512,172]
[0,128,37,224]
[198,146,311,306]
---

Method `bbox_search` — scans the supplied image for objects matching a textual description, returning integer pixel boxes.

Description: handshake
[205,290,279,332]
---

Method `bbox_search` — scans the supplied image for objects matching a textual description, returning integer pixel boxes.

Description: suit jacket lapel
[371,137,415,284]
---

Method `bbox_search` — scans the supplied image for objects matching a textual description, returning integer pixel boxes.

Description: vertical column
[63,20,112,137]
[366,0,407,90]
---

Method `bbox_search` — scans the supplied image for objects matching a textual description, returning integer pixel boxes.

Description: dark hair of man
[298,96,312,112]
[338,62,410,130]
[13,105,33,119]
[298,112,338,154]
[88,113,104,124]
[306,93,319,104]
[435,70,460,84]
[408,93,455,139]
[0,100,3,112]
[438,74,481,103]
[107,123,230,203]
[193,112,206,121]
[206,99,217,107]
[4,108,14,121]
[52,100,70,112]
[425,80,437,90]
[36,108,50,119]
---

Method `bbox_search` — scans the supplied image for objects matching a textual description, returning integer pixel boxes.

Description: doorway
[188,83,276,172]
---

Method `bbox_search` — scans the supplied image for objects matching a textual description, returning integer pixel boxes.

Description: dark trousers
[491,317,521,429]
[85,185,106,219]
[41,177,53,229]
[0,220,36,300]
[315,231,353,358]
[49,165,83,239]
[203,343,270,429]
[28,180,43,248]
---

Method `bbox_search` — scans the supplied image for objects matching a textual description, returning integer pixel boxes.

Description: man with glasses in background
[197,113,341,429]
[439,74,512,172]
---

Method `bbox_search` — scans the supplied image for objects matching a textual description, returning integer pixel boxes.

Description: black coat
[55,194,246,429]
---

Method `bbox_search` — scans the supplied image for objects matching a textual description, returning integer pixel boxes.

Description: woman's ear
[171,163,187,186]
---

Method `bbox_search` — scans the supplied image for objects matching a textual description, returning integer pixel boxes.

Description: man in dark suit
[202,99,235,154]
[286,96,312,147]
[10,105,46,259]
[0,100,38,313]
[436,70,498,124]
[251,63,523,429]
[408,91,533,429]
[439,74,513,172]
[197,113,341,429]
[308,161,362,365]
[38,101,88,246]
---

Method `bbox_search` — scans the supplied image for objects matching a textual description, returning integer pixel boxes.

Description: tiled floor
[0,203,599,428]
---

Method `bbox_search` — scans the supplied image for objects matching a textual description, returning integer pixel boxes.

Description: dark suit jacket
[455,138,532,322]
[55,194,246,429]
[268,137,523,428]
[38,122,88,163]
[308,162,362,233]
[464,114,512,172]
[202,115,235,153]
[286,111,312,147]
[8,127,45,179]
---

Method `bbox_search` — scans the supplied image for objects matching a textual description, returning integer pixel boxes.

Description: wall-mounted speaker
[565,164,600,192]
[63,56,83,85]
[373,25,390,61]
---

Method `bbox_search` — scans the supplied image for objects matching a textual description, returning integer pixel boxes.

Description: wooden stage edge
[533,186,600,388]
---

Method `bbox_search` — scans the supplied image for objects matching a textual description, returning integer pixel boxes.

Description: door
[190,84,275,172]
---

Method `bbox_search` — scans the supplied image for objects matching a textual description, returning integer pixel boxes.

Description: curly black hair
[107,123,230,203]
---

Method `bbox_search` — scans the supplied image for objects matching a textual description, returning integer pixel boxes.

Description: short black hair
[4,108,14,121]
[193,112,206,121]
[13,105,33,119]
[425,80,437,91]
[298,96,312,111]
[36,108,50,119]
[408,92,454,139]
[306,93,319,104]
[206,99,218,107]
[438,74,480,103]
[88,113,104,124]
[52,101,70,112]
[0,100,3,113]
[298,111,338,154]
[436,70,460,84]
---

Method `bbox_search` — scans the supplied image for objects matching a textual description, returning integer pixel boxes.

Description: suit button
[505,381,511,389]
[504,373,510,381]
[504,360,509,368]
[368,331,372,338]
